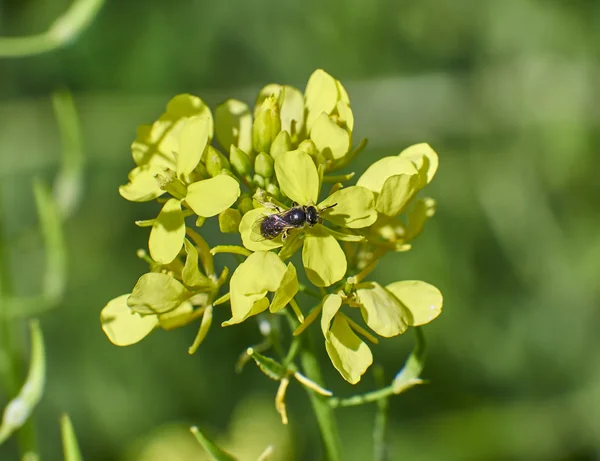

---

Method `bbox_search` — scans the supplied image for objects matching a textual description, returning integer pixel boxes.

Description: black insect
[251,202,337,241]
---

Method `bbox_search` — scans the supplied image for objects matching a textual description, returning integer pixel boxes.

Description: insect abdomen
[260,216,287,239]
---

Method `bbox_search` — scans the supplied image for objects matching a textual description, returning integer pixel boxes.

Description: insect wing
[250,213,271,242]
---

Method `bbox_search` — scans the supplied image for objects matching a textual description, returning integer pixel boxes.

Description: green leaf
[356,157,417,194]
[319,186,377,229]
[302,225,347,287]
[355,282,408,337]
[270,263,298,312]
[0,321,45,445]
[405,198,436,241]
[386,280,443,326]
[100,294,158,346]
[320,293,342,339]
[185,175,241,217]
[149,198,185,264]
[215,99,252,154]
[128,273,192,315]
[305,69,338,131]
[239,207,284,252]
[182,240,211,288]
[325,316,373,384]
[274,150,319,204]
[375,173,420,217]
[310,112,350,160]
[118,165,165,202]
[60,414,83,461]
[398,143,439,185]
[190,426,238,461]
[177,115,210,177]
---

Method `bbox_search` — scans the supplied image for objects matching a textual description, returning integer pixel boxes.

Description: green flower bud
[254,152,274,179]
[205,146,231,177]
[297,139,318,157]
[252,95,281,154]
[230,145,252,177]
[154,169,188,200]
[270,130,291,159]
[218,208,242,233]
[253,174,266,189]
[238,196,254,215]
[266,183,281,199]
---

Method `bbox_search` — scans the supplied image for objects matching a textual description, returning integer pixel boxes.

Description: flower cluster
[101,69,443,385]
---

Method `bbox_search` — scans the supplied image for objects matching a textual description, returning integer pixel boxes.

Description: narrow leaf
[190,426,238,461]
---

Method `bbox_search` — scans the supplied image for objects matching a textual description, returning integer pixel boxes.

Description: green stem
[0,198,38,456]
[373,366,389,461]
[329,385,396,408]
[0,0,105,58]
[299,331,342,461]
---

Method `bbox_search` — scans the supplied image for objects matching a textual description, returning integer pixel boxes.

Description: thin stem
[298,283,322,299]
[373,366,389,461]
[286,310,341,461]
[0,197,37,456]
[329,385,395,408]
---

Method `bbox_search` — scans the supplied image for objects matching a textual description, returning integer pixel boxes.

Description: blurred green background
[1,0,600,460]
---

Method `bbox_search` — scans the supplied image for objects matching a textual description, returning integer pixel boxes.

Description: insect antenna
[320,203,337,212]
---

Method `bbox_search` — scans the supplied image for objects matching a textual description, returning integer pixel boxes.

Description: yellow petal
[215,99,253,154]
[398,143,439,184]
[302,226,347,287]
[274,150,319,204]
[319,186,377,229]
[305,69,338,131]
[386,280,443,326]
[177,115,210,177]
[182,240,211,288]
[320,293,342,338]
[185,175,241,217]
[118,165,166,202]
[270,263,299,313]
[325,316,373,384]
[376,173,420,217]
[355,282,408,337]
[149,198,185,264]
[310,112,351,161]
[280,85,305,140]
[100,294,158,346]
[128,273,192,315]
[356,157,417,194]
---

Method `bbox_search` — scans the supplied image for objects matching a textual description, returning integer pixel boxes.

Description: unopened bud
[266,183,281,199]
[270,130,291,159]
[238,196,254,215]
[230,145,252,177]
[254,152,274,179]
[297,139,317,157]
[252,95,281,154]
[205,146,231,177]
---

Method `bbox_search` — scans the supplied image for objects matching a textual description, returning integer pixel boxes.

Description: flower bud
[266,183,281,199]
[205,146,231,177]
[252,95,281,154]
[254,152,274,179]
[297,139,318,157]
[238,195,254,215]
[270,130,291,159]
[253,174,266,189]
[230,145,252,177]
[218,208,242,233]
